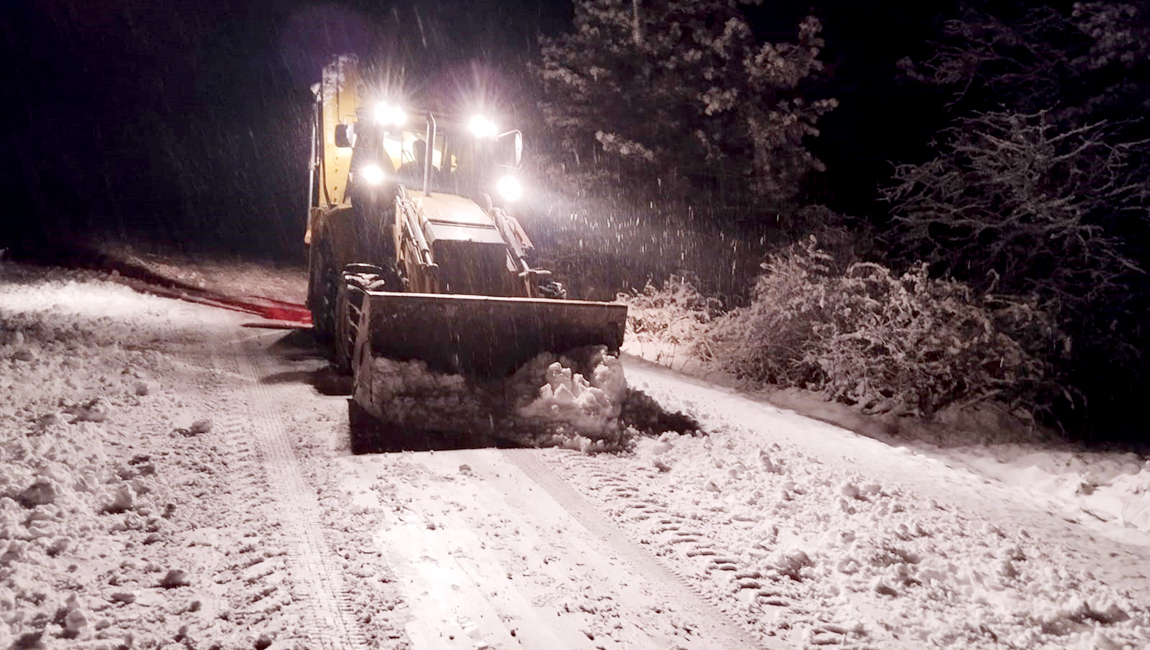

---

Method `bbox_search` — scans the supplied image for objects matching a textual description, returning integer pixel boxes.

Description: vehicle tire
[309,239,339,344]
[334,268,382,375]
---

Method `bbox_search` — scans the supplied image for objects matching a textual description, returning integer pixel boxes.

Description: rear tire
[309,239,338,344]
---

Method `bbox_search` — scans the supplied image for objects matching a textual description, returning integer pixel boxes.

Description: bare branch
[883,110,1147,323]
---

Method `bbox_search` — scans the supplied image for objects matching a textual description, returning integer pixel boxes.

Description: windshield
[376,119,501,198]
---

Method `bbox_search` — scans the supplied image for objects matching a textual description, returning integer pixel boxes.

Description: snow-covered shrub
[788,205,873,266]
[706,238,834,388]
[619,275,721,365]
[810,263,1048,416]
[895,4,1150,438]
[709,238,1049,417]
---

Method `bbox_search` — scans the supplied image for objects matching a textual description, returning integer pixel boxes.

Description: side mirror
[334,124,353,148]
[498,130,523,168]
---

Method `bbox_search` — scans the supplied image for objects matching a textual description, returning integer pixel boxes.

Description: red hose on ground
[116,277,313,327]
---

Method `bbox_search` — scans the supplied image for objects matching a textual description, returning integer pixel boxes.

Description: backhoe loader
[304,55,627,426]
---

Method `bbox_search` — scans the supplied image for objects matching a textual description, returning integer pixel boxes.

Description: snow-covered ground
[0,264,404,649]
[623,338,1150,547]
[583,359,1150,648]
[2,256,1149,649]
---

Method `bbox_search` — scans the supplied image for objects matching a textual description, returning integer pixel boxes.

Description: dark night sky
[1,0,957,259]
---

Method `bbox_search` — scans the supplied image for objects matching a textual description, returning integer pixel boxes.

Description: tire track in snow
[184,355,305,639]
[540,449,858,647]
[503,448,774,649]
[211,332,372,650]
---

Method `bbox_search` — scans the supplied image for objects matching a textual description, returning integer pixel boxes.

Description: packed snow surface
[3,257,1149,650]
[577,358,1150,648]
[0,265,403,649]
[623,335,1150,544]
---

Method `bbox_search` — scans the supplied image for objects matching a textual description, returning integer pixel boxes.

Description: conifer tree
[533,0,835,212]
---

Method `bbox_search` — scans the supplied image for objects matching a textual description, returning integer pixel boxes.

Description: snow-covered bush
[892,1,1150,439]
[810,263,1049,416]
[619,275,721,365]
[708,238,1050,417]
[706,239,832,389]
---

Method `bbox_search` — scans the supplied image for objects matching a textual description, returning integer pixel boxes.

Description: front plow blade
[358,291,627,378]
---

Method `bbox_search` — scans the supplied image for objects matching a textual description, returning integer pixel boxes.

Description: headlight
[469,114,498,139]
[360,164,385,185]
[497,176,522,202]
[373,103,406,127]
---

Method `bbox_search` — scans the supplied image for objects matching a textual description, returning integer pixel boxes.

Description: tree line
[526,0,1149,443]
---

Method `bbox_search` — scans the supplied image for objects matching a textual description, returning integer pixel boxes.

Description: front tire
[335,266,389,375]
[334,278,362,375]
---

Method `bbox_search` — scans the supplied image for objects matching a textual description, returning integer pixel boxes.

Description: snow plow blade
[357,291,627,378]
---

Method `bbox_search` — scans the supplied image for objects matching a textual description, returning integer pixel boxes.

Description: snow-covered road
[231,311,756,650]
[592,360,1150,647]
[3,261,1149,649]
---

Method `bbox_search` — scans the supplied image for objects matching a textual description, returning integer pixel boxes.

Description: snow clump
[361,346,631,450]
[517,347,628,451]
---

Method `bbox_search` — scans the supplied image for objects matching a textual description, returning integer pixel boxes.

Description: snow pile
[360,346,632,450]
[357,356,493,430]
[0,282,186,647]
[516,347,628,451]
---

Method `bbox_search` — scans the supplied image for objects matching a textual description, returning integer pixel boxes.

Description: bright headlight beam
[469,115,498,139]
[497,176,522,202]
[374,103,406,127]
[361,164,385,185]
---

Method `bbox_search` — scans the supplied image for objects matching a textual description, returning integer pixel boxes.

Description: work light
[497,175,522,202]
[374,103,406,127]
[469,115,498,139]
[360,164,385,185]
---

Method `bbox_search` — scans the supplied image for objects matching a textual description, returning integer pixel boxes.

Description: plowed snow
[3,259,1149,650]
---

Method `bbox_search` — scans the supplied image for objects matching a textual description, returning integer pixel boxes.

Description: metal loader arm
[484,197,553,298]
[395,188,436,272]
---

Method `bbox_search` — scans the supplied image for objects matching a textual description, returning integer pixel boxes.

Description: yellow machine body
[303,55,628,426]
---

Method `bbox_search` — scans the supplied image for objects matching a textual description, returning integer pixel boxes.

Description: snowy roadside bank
[0,264,404,649]
[621,336,1150,546]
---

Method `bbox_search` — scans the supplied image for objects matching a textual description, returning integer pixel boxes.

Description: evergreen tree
[532,0,835,215]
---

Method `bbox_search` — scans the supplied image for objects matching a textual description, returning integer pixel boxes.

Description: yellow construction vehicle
[305,55,627,424]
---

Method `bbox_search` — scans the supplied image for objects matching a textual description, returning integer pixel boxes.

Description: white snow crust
[624,334,1150,545]
[541,358,1150,649]
[5,258,1150,650]
[0,263,403,649]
